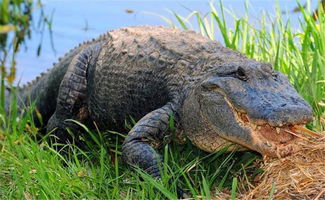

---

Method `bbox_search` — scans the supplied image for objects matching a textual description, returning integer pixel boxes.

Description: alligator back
[87,26,248,129]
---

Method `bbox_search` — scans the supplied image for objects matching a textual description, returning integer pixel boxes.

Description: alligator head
[181,61,313,157]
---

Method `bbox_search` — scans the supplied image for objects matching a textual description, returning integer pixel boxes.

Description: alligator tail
[16,34,107,125]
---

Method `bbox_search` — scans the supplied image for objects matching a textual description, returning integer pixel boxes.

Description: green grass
[0,1,324,199]
[1,99,258,199]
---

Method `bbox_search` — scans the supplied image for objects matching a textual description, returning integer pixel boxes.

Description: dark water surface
[16,0,318,83]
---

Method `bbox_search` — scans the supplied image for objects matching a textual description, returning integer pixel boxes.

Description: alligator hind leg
[47,43,101,144]
[122,102,178,178]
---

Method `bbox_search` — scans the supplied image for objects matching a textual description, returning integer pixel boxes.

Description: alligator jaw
[250,123,301,157]
[216,94,311,157]
[236,112,314,158]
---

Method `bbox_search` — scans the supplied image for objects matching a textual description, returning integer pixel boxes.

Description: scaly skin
[13,26,312,178]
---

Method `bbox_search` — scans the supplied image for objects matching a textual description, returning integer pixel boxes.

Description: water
[16,0,318,84]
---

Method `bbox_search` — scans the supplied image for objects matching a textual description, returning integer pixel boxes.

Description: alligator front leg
[122,102,177,178]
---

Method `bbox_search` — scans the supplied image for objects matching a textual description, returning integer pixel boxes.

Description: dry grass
[213,131,325,200]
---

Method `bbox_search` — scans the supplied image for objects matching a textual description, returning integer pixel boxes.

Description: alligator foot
[122,102,178,178]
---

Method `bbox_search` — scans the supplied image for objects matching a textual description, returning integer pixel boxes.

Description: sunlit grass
[0,1,324,199]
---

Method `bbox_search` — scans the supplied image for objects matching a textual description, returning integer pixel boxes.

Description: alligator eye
[272,72,278,80]
[236,67,248,81]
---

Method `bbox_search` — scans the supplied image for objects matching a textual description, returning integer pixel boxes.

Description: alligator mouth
[220,94,317,157]
[236,112,318,157]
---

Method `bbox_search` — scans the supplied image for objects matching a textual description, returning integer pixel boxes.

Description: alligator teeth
[265,141,272,147]
[276,127,281,134]
[252,124,257,130]
[257,126,262,130]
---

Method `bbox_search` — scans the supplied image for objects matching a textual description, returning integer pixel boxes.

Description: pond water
[16,0,318,84]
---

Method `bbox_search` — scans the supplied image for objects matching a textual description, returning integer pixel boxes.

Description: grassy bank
[0,1,324,199]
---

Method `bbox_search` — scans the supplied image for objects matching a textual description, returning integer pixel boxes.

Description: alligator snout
[244,94,313,127]
[265,104,313,126]
[247,103,313,127]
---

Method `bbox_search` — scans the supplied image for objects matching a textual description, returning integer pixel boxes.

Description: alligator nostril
[280,103,287,107]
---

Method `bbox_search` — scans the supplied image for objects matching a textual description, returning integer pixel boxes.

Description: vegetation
[0,1,324,199]
[0,0,53,112]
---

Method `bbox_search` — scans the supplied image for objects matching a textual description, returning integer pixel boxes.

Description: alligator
[10,25,312,178]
